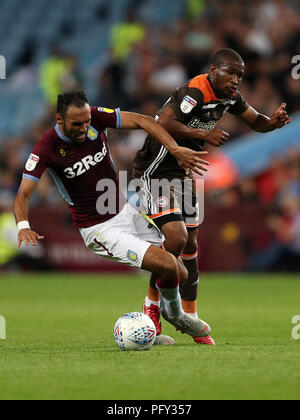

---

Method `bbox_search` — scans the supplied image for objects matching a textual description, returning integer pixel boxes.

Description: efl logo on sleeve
[180,95,197,114]
[25,153,40,172]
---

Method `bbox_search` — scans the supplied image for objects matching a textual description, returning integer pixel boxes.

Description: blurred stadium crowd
[0,0,299,271]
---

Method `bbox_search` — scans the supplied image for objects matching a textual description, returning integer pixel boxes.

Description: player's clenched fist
[18,229,45,247]
[270,103,291,129]
[204,128,229,147]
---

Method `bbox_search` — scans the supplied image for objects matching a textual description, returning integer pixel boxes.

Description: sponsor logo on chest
[188,118,217,131]
[63,143,107,179]
[187,100,235,128]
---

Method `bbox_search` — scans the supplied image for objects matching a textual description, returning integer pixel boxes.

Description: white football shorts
[79,203,164,268]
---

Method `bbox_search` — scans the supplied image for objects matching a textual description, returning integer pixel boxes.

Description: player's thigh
[130,208,164,248]
[80,205,163,268]
[87,227,153,268]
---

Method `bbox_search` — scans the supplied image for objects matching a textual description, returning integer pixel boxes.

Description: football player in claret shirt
[14,91,213,342]
[133,48,291,345]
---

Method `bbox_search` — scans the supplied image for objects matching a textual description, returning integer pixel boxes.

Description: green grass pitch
[0,273,299,400]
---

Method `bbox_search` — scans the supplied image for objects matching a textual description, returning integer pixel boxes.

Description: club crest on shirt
[157,196,169,208]
[60,149,66,157]
[180,95,197,114]
[25,153,39,172]
[87,126,98,141]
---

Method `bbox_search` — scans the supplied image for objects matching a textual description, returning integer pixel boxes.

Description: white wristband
[17,221,31,232]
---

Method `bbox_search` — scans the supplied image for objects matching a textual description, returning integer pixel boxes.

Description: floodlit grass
[0,273,299,400]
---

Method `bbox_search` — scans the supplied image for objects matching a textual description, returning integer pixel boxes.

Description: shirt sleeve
[23,138,50,183]
[167,85,205,124]
[91,107,122,129]
[228,91,249,115]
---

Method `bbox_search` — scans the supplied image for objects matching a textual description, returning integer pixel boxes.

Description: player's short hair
[210,49,244,67]
[57,91,89,117]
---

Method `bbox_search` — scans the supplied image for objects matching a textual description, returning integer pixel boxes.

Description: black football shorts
[138,177,201,231]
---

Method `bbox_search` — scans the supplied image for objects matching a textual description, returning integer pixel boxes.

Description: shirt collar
[55,124,74,144]
[207,75,214,89]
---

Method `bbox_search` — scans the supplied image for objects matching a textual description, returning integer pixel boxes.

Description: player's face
[210,62,245,98]
[58,104,92,143]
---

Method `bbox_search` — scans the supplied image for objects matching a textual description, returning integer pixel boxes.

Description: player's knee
[183,235,198,255]
[164,231,188,256]
[160,254,179,280]
[163,223,188,256]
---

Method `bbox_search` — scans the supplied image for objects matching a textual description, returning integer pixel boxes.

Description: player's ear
[56,113,64,124]
[209,64,216,77]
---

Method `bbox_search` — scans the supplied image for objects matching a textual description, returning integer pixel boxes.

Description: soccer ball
[113,312,157,351]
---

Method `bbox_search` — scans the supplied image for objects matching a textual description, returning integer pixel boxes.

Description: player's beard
[63,124,86,143]
[214,85,234,99]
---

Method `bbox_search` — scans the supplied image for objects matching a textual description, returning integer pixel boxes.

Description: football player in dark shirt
[14,91,212,342]
[133,48,291,345]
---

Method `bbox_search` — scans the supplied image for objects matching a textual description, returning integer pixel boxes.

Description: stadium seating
[0,0,185,140]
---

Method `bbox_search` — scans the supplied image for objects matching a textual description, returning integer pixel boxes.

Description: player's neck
[55,123,74,144]
[207,75,220,98]
[207,75,230,100]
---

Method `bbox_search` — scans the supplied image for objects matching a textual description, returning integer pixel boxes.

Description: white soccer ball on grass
[113,312,157,351]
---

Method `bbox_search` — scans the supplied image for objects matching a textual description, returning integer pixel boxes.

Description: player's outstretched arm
[239,103,292,133]
[14,179,45,247]
[158,106,230,147]
[120,111,210,176]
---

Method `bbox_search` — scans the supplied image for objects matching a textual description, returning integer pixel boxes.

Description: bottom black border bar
[101,401,196,417]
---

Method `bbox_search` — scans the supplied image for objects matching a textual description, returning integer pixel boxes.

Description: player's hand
[173,147,210,176]
[270,103,291,129]
[17,229,45,247]
[204,128,230,147]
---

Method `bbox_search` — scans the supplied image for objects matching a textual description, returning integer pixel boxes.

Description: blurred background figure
[39,47,83,107]
[0,190,52,272]
[0,0,299,272]
[39,47,71,107]
[110,9,146,64]
[0,190,20,270]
